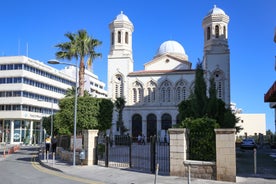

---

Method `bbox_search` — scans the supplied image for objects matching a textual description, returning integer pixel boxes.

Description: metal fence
[96,135,170,175]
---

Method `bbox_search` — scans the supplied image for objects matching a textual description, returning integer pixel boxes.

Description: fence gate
[96,135,170,175]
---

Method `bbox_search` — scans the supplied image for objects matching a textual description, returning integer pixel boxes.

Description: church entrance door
[146,114,157,142]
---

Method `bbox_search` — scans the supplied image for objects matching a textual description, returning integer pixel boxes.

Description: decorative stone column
[214,128,236,182]
[168,128,189,176]
[83,129,99,165]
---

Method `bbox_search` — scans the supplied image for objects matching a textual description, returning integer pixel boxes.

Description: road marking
[31,155,104,184]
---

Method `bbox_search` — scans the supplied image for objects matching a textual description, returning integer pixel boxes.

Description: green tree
[191,61,207,117]
[46,96,113,135]
[114,97,127,135]
[55,29,102,97]
[178,61,238,130]
[176,117,219,161]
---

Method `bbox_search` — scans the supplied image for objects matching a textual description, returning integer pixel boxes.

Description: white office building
[0,56,107,144]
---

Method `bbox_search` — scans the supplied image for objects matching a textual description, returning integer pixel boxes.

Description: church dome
[115,11,131,22]
[207,5,225,16]
[156,40,186,57]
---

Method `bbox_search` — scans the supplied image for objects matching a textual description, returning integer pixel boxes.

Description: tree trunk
[79,57,85,97]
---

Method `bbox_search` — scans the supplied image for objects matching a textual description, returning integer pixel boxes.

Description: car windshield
[242,139,255,143]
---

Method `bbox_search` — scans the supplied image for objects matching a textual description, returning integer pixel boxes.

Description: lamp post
[48,59,78,166]
[51,99,53,139]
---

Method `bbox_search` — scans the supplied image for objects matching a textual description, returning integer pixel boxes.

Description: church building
[107,5,231,139]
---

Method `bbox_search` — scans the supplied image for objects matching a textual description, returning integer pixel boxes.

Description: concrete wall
[83,129,98,165]
[168,128,189,176]
[215,128,236,182]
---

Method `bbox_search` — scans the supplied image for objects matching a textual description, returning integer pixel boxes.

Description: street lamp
[48,59,78,166]
[51,99,53,139]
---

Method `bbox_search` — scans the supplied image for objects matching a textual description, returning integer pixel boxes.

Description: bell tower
[107,11,134,100]
[202,5,231,107]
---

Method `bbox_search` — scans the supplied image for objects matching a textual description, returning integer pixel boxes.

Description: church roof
[206,5,225,16]
[114,11,131,22]
[155,40,187,58]
[128,69,195,76]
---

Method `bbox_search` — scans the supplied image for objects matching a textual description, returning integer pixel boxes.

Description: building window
[213,71,224,99]
[147,88,151,102]
[207,27,211,40]
[145,81,157,103]
[160,80,172,103]
[114,74,123,98]
[125,32,129,44]
[133,88,137,103]
[111,32,114,45]
[132,81,143,103]
[118,31,121,43]
[223,26,226,39]
[175,80,187,102]
[215,25,219,38]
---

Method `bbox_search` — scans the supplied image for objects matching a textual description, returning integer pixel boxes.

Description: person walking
[45,136,51,159]
[51,136,57,154]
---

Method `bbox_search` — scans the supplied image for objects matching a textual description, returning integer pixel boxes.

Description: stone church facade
[107,6,230,139]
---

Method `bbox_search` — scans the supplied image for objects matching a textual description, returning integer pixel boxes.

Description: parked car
[240,138,257,150]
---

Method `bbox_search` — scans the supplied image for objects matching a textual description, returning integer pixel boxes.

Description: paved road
[1,145,276,184]
[0,146,99,184]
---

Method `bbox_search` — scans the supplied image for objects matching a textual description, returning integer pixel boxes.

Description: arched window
[111,32,114,45]
[207,27,211,40]
[147,88,151,102]
[114,74,123,98]
[175,80,187,102]
[212,70,224,99]
[118,31,121,43]
[125,32,129,44]
[132,114,142,139]
[160,80,172,103]
[161,88,165,102]
[133,88,137,103]
[161,113,172,130]
[132,81,143,103]
[223,26,226,39]
[215,25,219,38]
[146,80,157,103]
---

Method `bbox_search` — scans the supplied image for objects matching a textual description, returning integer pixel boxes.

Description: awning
[264,81,276,102]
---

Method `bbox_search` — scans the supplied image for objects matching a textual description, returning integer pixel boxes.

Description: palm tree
[55,29,102,97]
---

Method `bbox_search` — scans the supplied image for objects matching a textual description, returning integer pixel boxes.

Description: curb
[37,151,63,172]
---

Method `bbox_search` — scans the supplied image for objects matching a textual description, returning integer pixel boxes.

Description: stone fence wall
[183,160,216,180]
[56,128,236,182]
[169,128,236,182]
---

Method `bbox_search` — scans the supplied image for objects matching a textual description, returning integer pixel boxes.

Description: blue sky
[0,0,276,132]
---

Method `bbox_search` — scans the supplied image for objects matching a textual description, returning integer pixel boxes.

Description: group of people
[137,134,145,145]
[45,135,57,154]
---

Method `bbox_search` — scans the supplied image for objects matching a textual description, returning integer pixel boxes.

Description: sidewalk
[38,151,276,184]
